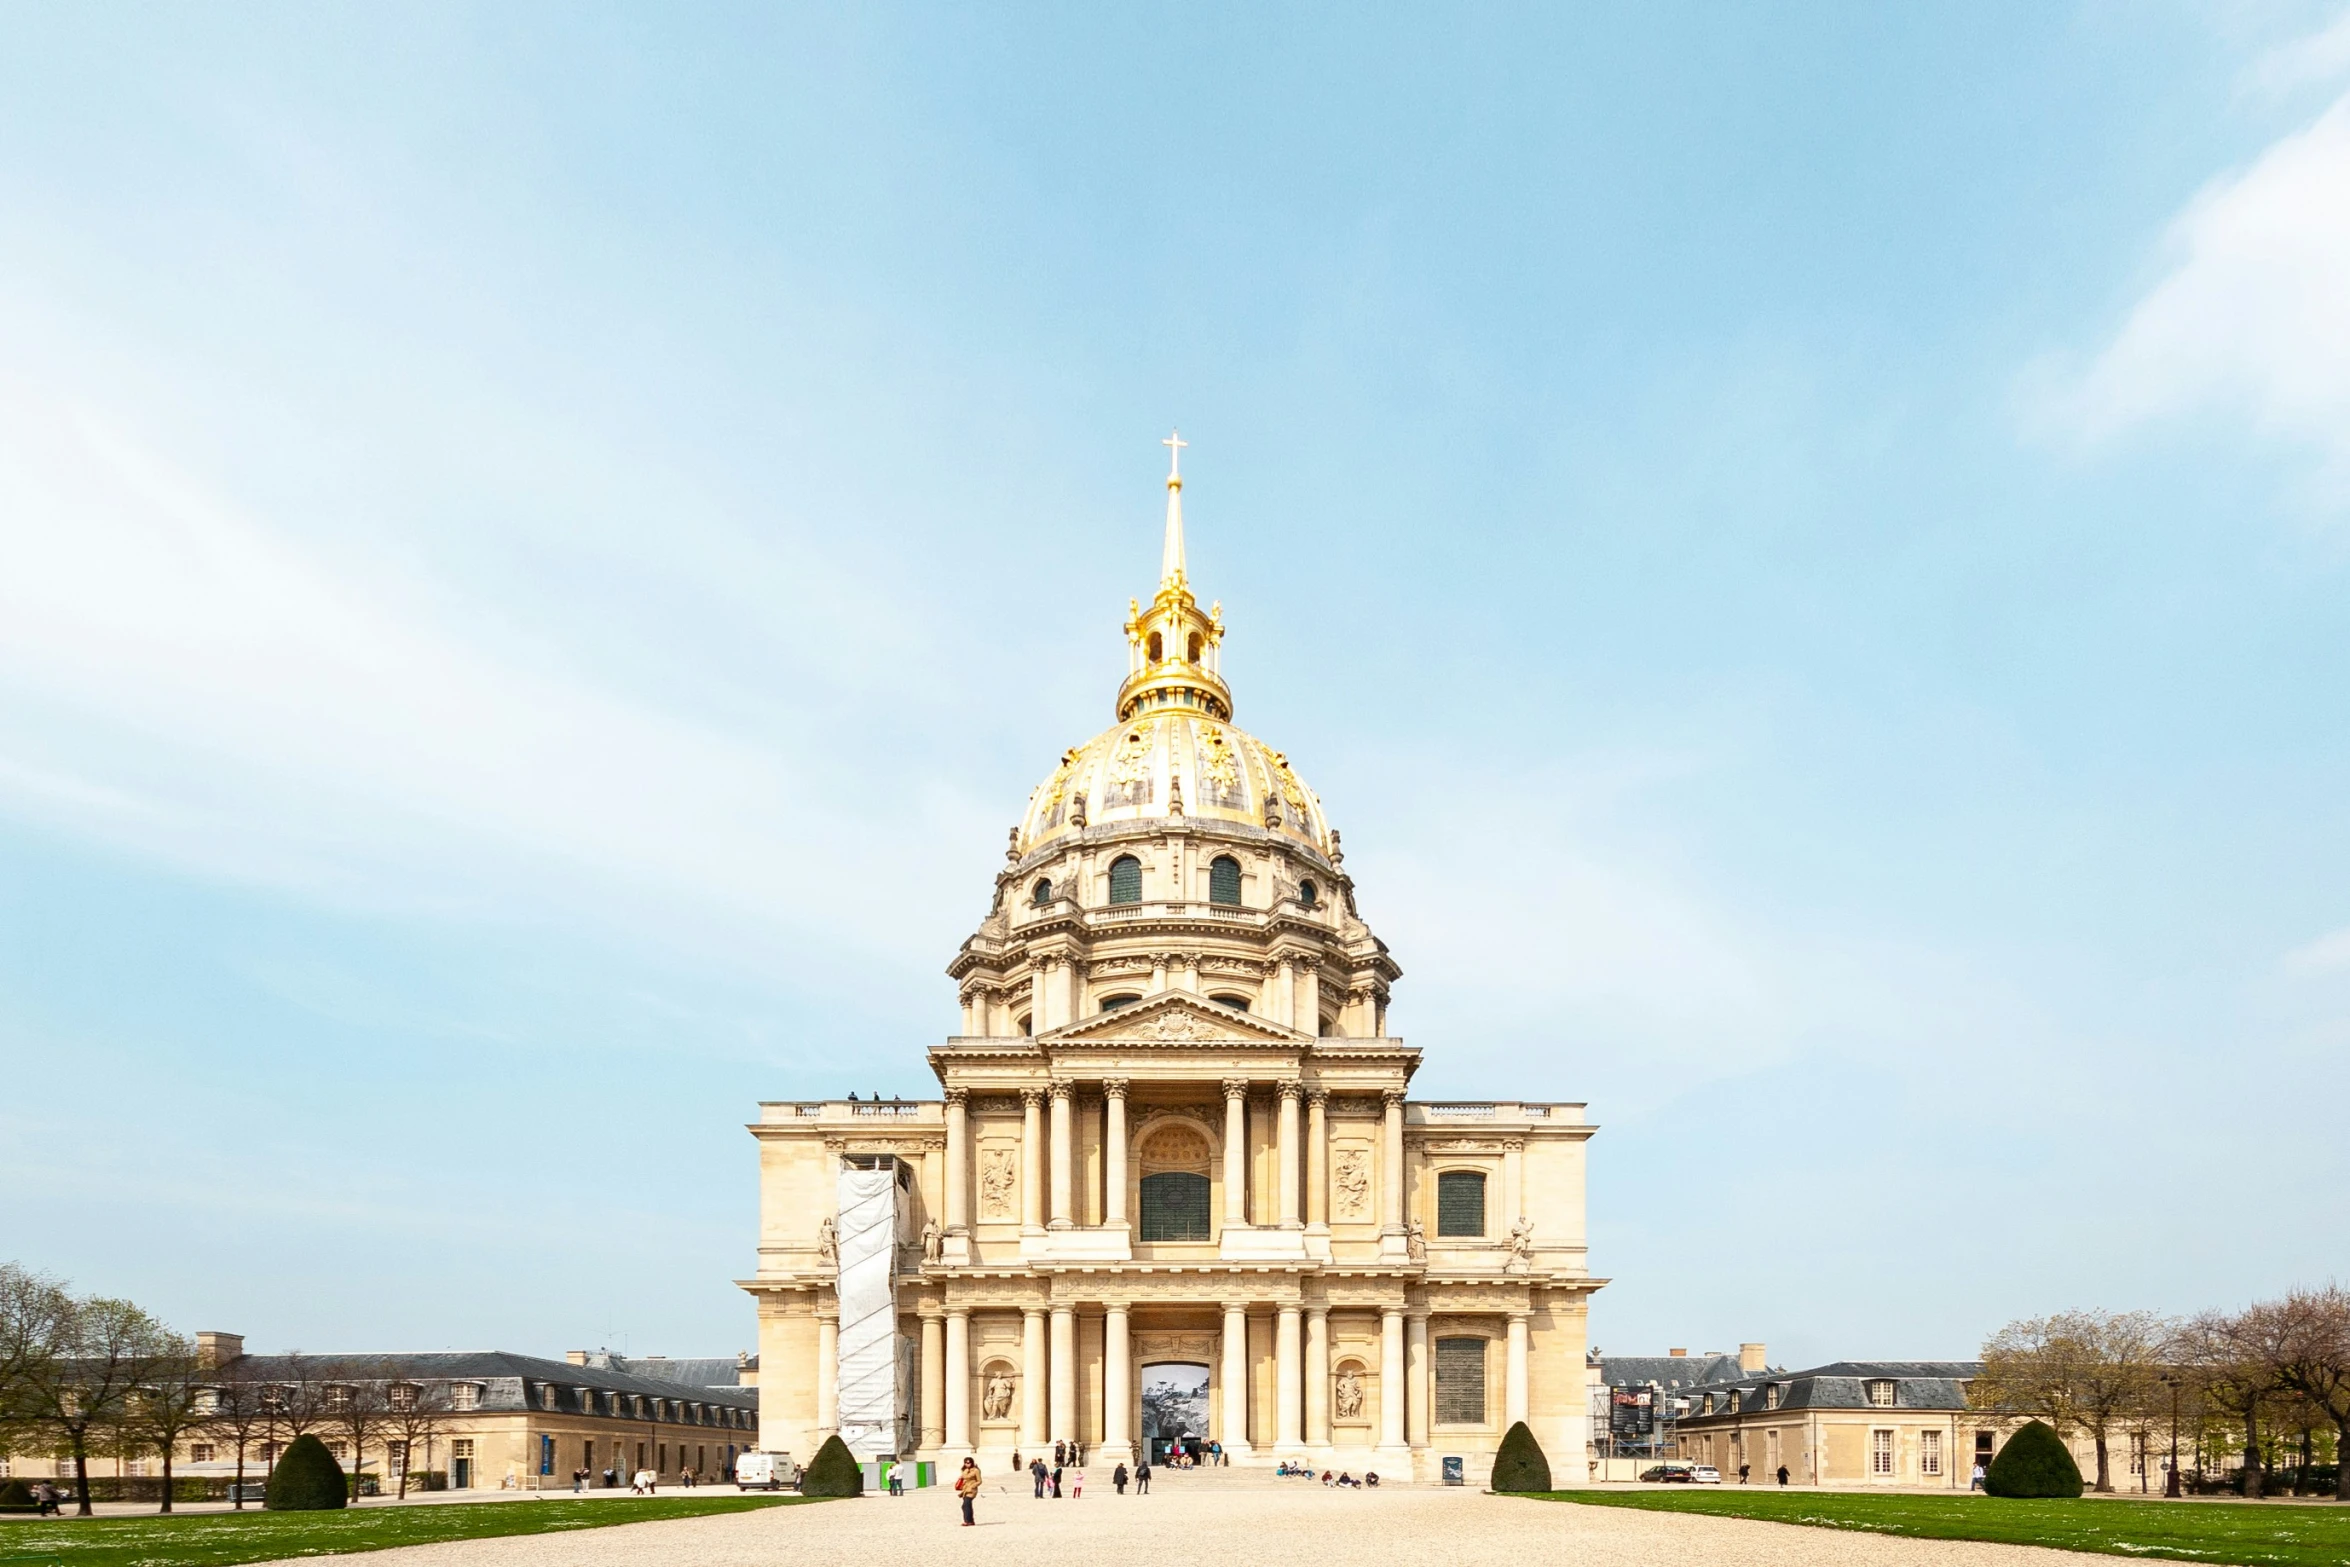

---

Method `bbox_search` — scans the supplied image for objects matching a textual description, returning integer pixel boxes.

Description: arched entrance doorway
[1139,1362,1210,1465]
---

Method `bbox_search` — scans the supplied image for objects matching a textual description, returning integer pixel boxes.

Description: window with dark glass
[1032,877,1053,905]
[1209,993,1250,1011]
[1209,855,1241,906]
[1109,855,1143,905]
[1298,879,1318,909]
[1436,1170,1487,1237]
[1138,1171,1211,1241]
[1100,993,1141,1012]
[1434,1337,1487,1424]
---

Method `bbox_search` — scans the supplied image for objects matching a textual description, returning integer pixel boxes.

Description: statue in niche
[1506,1216,1535,1271]
[815,1217,838,1269]
[980,1147,1019,1219]
[920,1220,942,1263]
[982,1370,1015,1421]
[1334,1367,1365,1422]
[1332,1148,1371,1220]
[1406,1217,1427,1263]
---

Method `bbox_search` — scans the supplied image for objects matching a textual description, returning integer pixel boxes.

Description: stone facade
[742,443,1600,1483]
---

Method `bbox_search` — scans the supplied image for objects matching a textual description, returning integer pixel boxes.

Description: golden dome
[1014,435,1334,858]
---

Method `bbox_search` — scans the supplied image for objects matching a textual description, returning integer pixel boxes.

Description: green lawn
[1526,1488,2350,1567]
[0,1494,816,1567]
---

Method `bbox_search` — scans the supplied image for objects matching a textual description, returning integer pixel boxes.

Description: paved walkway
[347,1466,2121,1567]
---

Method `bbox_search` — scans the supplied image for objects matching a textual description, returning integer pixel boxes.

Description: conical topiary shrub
[265,1433,349,1510]
[798,1433,863,1497]
[1490,1420,1552,1492]
[0,1478,36,1513]
[1984,1420,2083,1499]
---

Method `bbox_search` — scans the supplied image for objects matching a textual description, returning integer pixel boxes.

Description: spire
[1160,429,1188,588]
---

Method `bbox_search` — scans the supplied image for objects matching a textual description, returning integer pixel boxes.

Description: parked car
[734,1451,799,1491]
[1690,1466,1723,1484]
[1638,1464,1695,1483]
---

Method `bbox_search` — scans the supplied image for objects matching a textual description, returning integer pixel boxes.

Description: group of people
[1272,1463,1378,1488]
[1157,1437,1223,1468]
[948,1440,1169,1528]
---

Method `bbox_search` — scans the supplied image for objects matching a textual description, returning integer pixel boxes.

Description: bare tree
[381,1373,449,1499]
[2175,1307,2283,1498]
[1971,1310,2171,1492]
[126,1330,207,1513]
[323,1364,389,1500]
[21,1294,176,1516]
[2262,1285,2350,1502]
[203,1355,270,1510]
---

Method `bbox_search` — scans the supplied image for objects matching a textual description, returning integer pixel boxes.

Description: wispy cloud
[2281,924,2350,976]
[2031,90,2350,498]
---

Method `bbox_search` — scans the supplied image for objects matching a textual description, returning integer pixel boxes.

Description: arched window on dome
[1031,877,1053,906]
[1187,632,1202,662]
[1018,1014,1032,1037]
[1108,855,1143,906]
[1099,993,1141,1012]
[1297,879,1319,910]
[1208,855,1242,907]
[1209,993,1251,1012]
[1147,631,1163,662]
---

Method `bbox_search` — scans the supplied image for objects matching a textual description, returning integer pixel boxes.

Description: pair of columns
[928,1303,1135,1456]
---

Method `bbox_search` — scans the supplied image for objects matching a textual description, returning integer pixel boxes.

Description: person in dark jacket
[1112,1462,1129,1494]
[1030,1457,1048,1497]
[1776,1464,1791,1486]
[1135,1458,1151,1493]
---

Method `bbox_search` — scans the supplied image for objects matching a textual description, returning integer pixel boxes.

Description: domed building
[744,443,1599,1483]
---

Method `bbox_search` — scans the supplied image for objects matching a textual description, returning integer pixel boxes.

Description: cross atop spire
[1163,428,1187,484]
[1159,430,1188,588]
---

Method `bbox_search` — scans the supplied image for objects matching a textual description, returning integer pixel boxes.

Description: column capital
[1502,1136,1526,1152]
[945,1086,970,1107]
[1222,1077,1251,1101]
[1508,1307,1532,1322]
[945,1303,971,1320]
[1277,1080,1304,1103]
[1020,1086,1045,1109]
[1049,1080,1073,1103]
[1406,1307,1430,1324]
[1102,1077,1130,1100]
[917,1301,944,1320]
[1305,1086,1329,1106]
[1381,1088,1407,1111]
[1307,1301,1330,1319]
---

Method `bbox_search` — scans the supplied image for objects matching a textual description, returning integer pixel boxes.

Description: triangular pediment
[1048,991,1303,1045]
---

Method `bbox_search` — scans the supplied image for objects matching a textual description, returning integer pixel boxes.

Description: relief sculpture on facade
[979,1146,1018,1220]
[1332,1146,1371,1219]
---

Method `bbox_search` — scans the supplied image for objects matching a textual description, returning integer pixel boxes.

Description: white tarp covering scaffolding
[834,1164,911,1458]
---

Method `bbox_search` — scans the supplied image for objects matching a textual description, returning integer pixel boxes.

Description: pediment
[1048,992,1302,1045]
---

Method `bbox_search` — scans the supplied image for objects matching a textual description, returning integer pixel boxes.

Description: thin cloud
[2282,925,2350,976]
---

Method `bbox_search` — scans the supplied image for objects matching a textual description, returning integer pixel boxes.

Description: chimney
[195,1331,244,1370]
[1668,1347,1687,1358]
[1740,1342,1768,1374]
[566,1350,589,1366]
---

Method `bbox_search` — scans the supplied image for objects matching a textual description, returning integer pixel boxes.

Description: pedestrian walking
[1031,1457,1048,1497]
[1738,1462,1750,1485]
[1776,1464,1790,1487]
[955,1457,981,1527]
[887,1460,904,1496]
[1970,1462,1986,1492]
[572,1466,587,1493]
[1135,1458,1151,1493]
[1113,1462,1129,1494]
[1051,1463,1064,1497]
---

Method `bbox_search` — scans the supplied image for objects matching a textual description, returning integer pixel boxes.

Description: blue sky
[4,2,2348,1370]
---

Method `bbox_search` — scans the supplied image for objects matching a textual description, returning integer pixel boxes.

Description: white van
[735,1452,799,1491]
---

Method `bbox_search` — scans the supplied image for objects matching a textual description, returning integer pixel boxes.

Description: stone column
[1020,1088,1046,1234]
[816,1310,840,1435]
[1220,1303,1253,1456]
[1304,1306,1331,1449]
[1305,1089,1329,1231]
[1503,1138,1525,1227]
[1405,1313,1431,1449]
[1276,1083,1302,1229]
[1050,1306,1078,1444]
[1275,957,1296,1030]
[1505,1312,1530,1429]
[1275,1304,1303,1449]
[944,1089,970,1236]
[941,1308,968,1449]
[1381,1090,1406,1237]
[1222,1079,1249,1228]
[1104,1305,1133,1462]
[1379,1308,1407,1454]
[1021,1308,1048,1448]
[920,1310,945,1450]
[1104,1080,1130,1227]
[1049,1083,1074,1230]
[921,1137,945,1238]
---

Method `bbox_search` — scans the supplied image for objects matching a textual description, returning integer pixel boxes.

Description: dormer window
[1765,1384,1781,1410]
[450,1383,481,1412]
[1867,1379,1897,1408]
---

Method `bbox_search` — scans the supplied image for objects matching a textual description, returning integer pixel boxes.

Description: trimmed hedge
[1985,1420,2083,1499]
[1490,1420,1552,1493]
[265,1433,349,1510]
[0,1478,36,1513]
[798,1434,863,1498]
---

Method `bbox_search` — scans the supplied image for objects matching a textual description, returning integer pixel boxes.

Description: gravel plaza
[346,1469,2116,1567]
